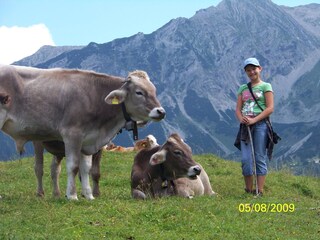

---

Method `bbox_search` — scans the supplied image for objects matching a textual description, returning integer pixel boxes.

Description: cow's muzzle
[149,107,166,121]
[188,165,201,179]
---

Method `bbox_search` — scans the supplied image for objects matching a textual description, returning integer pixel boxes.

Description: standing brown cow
[0,66,165,200]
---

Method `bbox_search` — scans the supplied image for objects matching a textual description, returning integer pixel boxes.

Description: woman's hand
[241,116,256,126]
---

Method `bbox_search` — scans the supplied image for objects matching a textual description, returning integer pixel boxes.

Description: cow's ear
[149,150,167,165]
[105,89,127,105]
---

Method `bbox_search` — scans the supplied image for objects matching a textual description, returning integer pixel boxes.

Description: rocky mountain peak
[283,3,320,37]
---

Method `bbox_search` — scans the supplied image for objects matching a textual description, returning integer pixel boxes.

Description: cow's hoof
[210,191,217,197]
[92,190,100,198]
[87,195,95,200]
[81,190,95,200]
[53,192,61,198]
[36,191,45,197]
[93,192,100,198]
[66,194,79,201]
[83,194,95,200]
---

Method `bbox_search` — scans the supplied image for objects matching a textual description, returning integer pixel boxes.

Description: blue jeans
[240,120,268,176]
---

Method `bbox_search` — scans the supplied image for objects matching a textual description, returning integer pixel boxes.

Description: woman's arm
[235,95,245,124]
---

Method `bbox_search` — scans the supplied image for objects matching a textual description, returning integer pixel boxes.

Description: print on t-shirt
[241,89,263,116]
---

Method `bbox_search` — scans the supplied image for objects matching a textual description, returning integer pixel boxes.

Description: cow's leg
[51,155,63,197]
[79,154,94,200]
[33,141,45,197]
[65,155,79,200]
[63,135,82,200]
[91,150,102,197]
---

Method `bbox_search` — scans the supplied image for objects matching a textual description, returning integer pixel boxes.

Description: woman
[235,57,274,196]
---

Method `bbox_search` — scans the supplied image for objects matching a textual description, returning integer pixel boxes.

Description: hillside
[2,0,319,175]
[0,152,319,239]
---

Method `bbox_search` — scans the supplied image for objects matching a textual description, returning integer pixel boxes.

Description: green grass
[0,152,319,240]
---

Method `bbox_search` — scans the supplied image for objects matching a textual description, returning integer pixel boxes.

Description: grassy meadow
[0,151,319,239]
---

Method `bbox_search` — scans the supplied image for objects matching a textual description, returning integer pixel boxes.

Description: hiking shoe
[245,188,257,194]
[245,188,251,193]
[254,191,263,198]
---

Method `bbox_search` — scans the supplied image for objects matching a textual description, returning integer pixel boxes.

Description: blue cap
[244,58,260,69]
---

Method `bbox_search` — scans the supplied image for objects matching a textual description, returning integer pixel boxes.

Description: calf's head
[149,133,201,180]
[105,70,165,122]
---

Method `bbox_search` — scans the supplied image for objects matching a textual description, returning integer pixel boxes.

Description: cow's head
[149,133,201,180]
[105,70,165,122]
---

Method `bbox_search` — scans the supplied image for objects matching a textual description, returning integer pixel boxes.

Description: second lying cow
[131,133,215,199]
[173,163,216,198]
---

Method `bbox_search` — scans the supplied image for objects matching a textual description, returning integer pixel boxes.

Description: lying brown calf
[131,133,202,199]
[173,163,216,198]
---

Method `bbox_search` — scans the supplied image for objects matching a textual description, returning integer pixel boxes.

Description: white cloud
[0,24,55,64]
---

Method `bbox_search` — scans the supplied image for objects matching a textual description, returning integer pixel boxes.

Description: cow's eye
[136,91,143,96]
[173,150,182,156]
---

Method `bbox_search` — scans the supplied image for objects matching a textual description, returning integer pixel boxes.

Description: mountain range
[2,0,320,176]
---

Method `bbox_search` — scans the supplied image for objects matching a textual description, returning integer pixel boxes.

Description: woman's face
[245,65,262,81]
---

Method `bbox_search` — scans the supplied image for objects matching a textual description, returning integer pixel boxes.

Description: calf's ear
[150,150,167,165]
[105,89,127,105]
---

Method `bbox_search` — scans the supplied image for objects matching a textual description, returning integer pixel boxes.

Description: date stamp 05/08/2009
[238,203,295,213]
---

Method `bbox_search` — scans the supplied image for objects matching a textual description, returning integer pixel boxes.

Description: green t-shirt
[237,82,273,116]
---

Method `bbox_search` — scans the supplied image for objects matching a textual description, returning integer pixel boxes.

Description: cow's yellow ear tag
[112,97,119,104]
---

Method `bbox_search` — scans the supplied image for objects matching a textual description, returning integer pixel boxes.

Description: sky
[1,0,319,64]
